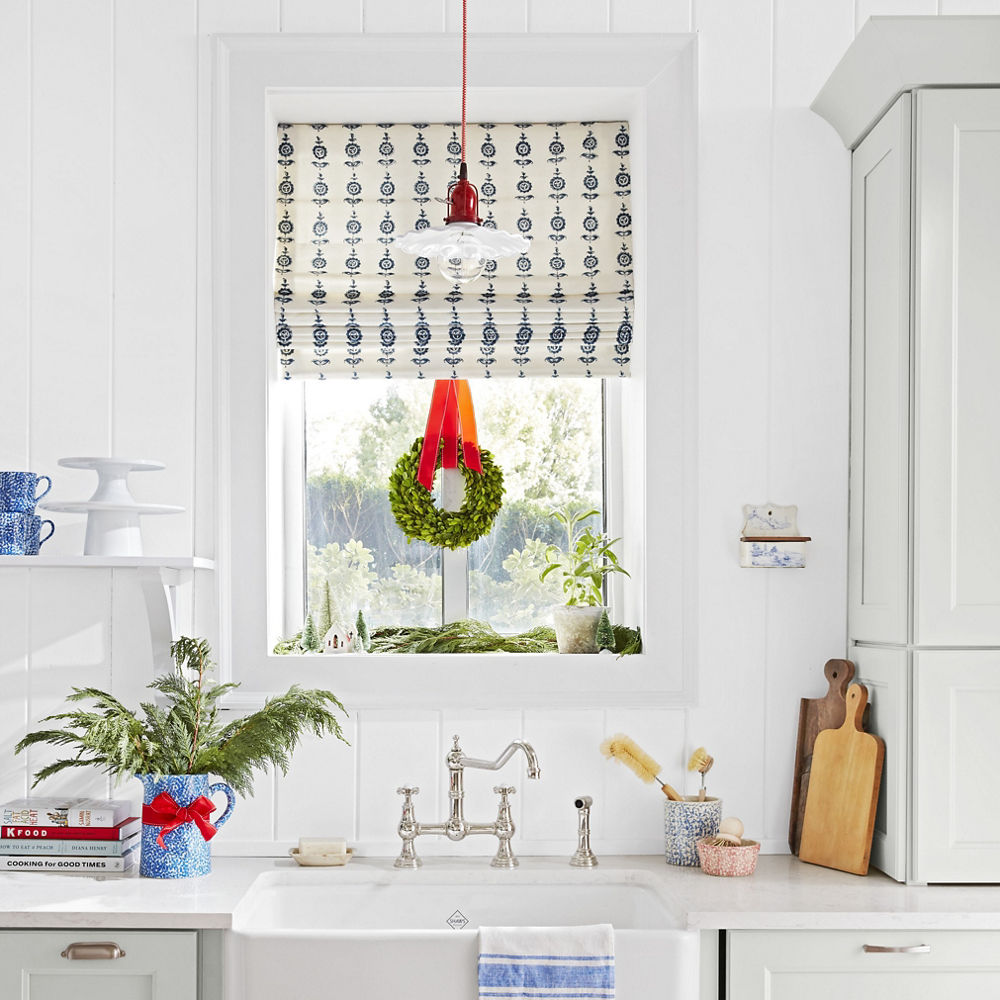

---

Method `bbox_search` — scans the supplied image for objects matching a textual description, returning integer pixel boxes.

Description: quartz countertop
[1,854,999,931]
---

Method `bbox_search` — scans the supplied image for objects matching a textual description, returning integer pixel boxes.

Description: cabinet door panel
[848,95,910,644]
[0,930,197,1000]
[915,89,1000,644]
[730,930,1000,1000]
[914,650,1000,883]
[853,645,908,882]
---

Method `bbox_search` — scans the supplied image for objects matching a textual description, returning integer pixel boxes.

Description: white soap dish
[288,847,353,867]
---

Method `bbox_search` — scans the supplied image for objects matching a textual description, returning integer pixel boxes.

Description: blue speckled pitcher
[137,773,235,878]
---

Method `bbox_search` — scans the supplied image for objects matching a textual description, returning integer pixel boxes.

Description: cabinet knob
[862,944,931,954]
[61,941,127,960]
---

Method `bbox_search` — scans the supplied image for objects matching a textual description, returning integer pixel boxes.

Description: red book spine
[0,818,139,841]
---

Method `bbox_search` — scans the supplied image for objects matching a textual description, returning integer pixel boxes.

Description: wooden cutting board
[788,658,855,855]
[798,683,885,876]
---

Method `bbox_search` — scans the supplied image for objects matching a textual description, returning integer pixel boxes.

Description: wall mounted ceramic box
[739,504,810,568]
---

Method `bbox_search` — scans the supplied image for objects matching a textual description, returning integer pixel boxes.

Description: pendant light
[394,0,529,284]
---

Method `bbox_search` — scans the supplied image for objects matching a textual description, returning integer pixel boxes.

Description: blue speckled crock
[137,773,235,878]
[663,796,722,866]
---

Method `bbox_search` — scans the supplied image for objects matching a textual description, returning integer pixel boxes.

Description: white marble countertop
[1,854,999,931]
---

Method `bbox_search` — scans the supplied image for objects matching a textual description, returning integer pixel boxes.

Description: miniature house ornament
[740,503,811,568]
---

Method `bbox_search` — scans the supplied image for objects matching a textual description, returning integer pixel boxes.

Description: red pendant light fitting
[395,0,529,283]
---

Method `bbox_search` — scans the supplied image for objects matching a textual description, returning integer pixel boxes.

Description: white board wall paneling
[446,0,527,32]
[519,710,604,852]
[527,0,610,33]
[30,0,114,529]
[852,643,908,882]
[855,0,938,31]
[0,571,30,805]
[601,708,686,853]
[198,0,279,34]
[610,0,691,33]
[273,715,358,844]
[111,1,199,557]
[848,95,910,644]
[914,649,1000,883]
[356,710,439,851]
[0,0,31,470]
[25,569,112,801]
[109,569,156,710]
[939,0,1000,10]
[692,0,772,846]
[212,766,277,854]
[362,0,445,33]
[914,89,1000,646]
[773,0,854,108]
[281,0,363,33]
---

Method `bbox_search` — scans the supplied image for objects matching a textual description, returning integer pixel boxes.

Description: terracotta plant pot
[552,605,605,654]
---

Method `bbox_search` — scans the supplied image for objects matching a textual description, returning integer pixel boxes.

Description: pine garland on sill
[273,619,641,657]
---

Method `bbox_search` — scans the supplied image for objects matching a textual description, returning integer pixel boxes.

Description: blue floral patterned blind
[274,122,634,379]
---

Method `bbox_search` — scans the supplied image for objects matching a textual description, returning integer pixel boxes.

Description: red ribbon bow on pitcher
[142,792,218,850]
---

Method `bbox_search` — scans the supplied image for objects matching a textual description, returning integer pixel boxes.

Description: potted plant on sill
[15,636,348,878]
[541,507,630,653]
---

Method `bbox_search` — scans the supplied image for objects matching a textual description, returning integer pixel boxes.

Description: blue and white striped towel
[478,924,615,1000]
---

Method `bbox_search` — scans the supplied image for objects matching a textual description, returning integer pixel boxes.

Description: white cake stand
[40,457,184,556]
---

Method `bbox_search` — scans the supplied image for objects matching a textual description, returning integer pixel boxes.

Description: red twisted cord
[461,0,467,162]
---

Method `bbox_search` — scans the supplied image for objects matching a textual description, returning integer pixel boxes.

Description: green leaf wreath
[388,436,504,549]
[14,636,349,797]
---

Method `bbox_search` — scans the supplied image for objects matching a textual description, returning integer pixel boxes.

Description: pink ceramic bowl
[695,837,760,877]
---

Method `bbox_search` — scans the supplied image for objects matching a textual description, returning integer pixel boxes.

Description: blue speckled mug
[0,471,52,514]
[0,513,29,555]
[137,773,236,878]
[24,515,55,556]
[664,796,722,866]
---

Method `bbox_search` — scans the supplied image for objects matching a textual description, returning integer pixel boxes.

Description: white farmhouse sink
[228,866,699,1000]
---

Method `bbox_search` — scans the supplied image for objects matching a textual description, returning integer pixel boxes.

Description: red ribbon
[416,379,483,490]
[142,791,218,850]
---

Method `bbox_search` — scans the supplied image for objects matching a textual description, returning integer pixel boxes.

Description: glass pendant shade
[397,221,527,284]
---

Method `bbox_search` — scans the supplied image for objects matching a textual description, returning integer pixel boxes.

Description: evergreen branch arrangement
[366,619,642,657]
[15,636,349,796]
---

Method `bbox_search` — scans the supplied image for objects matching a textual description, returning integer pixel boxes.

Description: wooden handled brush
[687,746,714,801]
[600,733,683,800]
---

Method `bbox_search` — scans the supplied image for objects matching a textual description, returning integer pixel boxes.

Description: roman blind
[274,121,634,379]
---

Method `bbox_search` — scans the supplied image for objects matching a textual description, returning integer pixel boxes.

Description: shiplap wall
[0,0,990,858]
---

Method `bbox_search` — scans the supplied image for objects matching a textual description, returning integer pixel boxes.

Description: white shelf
[0,556,213,570]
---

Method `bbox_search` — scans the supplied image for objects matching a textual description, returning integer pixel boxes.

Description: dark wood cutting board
[798,683,885,876]
[788,658,854,855]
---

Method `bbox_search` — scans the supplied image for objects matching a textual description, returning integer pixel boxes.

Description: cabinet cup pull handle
[61,941,127,960]
[862,944,931,954]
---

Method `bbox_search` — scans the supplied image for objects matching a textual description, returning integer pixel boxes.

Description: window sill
[228,652,684,711]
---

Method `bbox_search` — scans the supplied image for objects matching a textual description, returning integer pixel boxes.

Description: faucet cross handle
[493,785,516,797]
[397,785,420,798]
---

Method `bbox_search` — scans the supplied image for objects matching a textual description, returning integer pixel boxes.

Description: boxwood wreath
[389,436,505,549]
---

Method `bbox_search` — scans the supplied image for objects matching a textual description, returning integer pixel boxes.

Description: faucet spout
[459,739,541,779]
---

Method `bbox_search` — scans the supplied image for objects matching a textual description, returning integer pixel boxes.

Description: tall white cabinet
[815,18,1000,884]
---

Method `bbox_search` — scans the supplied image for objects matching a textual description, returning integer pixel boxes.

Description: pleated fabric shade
[274,121,634,379]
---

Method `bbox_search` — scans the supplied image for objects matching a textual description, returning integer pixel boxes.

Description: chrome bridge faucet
[394,735,541,870]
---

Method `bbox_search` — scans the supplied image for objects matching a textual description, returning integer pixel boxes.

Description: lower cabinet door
[728,929,1000,1000]
[0,930,198,1000]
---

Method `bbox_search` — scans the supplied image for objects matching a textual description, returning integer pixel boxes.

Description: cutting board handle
[824,658,854,697]
[842,683,869,732]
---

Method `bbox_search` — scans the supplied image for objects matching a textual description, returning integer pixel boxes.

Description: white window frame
[211,33,698,709]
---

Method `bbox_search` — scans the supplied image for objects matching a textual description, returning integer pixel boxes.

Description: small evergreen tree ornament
[302,613,320,653]
[356,610,371,652]
[317,581,334,639]
[596,609,615,651]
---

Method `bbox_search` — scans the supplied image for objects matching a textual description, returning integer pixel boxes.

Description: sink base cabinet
[0,930,197,1000]
[728,930,1000,1000]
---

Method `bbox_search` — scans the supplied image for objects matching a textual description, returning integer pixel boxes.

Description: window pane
[467,380,604,633]
[305,381,442,629]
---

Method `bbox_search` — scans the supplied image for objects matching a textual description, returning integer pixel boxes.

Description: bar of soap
[299,837,347,856]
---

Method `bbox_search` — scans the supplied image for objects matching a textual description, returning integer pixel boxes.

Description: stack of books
[0,798,139,874]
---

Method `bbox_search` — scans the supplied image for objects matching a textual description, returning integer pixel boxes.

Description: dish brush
[599,733,682,800]
[706,816,744,846]
[687,746,714,801]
